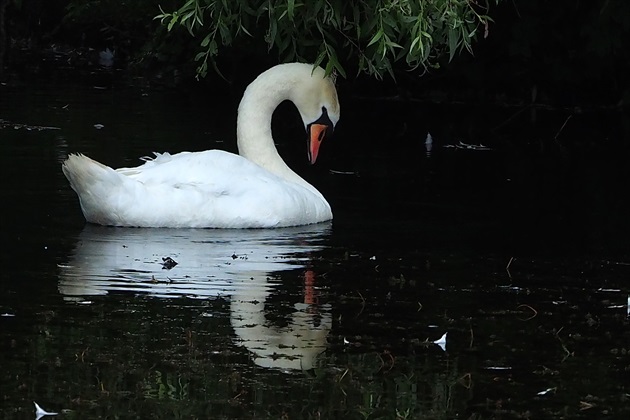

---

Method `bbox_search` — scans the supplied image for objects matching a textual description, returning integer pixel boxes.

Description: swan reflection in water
[58,223,332,371]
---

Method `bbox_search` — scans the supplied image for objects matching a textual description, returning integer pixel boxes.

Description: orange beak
[308,123,329,164]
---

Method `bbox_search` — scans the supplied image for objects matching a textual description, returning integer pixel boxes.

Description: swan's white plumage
[62,63,339,228]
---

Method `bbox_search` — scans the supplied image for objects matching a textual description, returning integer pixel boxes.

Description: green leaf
[167,14,179,32]
[200,33,212,47]
[448,27,458,61]
[181,0,196,11]
[208,40,218,55]
[409,37,420,54]
[267,19,278,48]
[331,55,347,79]
[353,7,361,38]
[385,40,403,49]
[288,0,295,21]
[313,49,327,69]
[324,57,334,76]
[238,22,253,37]
[367,28,384,47]
[181,10,195,25]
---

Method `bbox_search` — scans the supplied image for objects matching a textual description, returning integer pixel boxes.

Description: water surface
[2,78,630,419]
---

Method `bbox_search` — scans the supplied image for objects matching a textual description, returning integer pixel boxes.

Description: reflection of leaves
[322,350,464,419]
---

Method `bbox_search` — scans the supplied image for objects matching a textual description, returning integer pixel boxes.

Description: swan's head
[289,65,340,164]
[238,62,340,167]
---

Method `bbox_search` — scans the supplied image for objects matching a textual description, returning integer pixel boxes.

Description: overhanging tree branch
[155,0,502,79]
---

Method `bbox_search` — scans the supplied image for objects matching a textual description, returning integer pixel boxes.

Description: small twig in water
[506,257,515,277]
[383,350,395,372]
[75,347,89,362]
[554,115,572,141]
[458,372,473,389]
[354,291,366,318]
[516,304,538,321]
[555,327,574,362]
[377,351,395,373]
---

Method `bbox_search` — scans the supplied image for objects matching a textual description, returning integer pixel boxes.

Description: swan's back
[62,152,331,228]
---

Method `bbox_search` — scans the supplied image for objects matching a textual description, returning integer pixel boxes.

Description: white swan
[62,62,340,228]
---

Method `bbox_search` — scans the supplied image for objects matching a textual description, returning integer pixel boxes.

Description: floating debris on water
[1,119,61,131]
[161,256,178,269]
[425,132,433,157]
[433,332,447,351]
[444,141,492,151]
[34,401,58,419]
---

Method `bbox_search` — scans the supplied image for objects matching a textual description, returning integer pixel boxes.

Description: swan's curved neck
[236,65,313,190]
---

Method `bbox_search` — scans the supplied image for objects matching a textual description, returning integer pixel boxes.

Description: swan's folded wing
[119,150,262,187]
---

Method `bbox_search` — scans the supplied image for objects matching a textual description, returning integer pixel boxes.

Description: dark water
[2,78,630,419]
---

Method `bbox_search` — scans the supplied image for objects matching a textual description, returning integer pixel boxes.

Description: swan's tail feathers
[62,154,121,192]
[62,154,127,225]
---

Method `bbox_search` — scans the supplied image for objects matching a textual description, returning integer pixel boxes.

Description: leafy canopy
[156,0,501,79]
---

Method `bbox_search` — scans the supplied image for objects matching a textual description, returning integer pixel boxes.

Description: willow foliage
[156,0,501,79]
